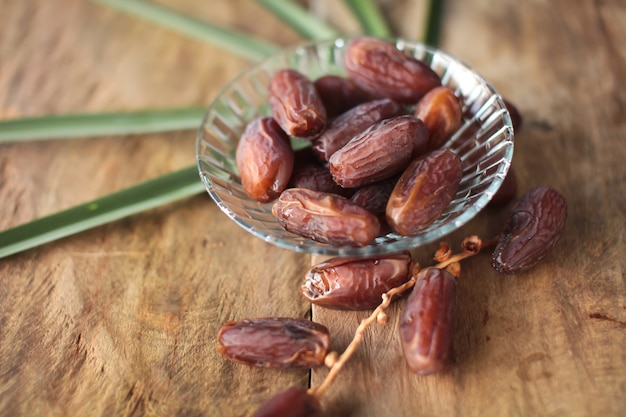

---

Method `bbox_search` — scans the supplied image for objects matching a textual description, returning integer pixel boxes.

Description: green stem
[0,166,204,259]
[258,0,339,40]
[424,0,445,47]
[343,0,392,38]
[90,0,279,61]
[0,107,206,142]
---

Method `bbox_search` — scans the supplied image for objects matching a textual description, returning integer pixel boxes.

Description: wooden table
[1,1,624,416]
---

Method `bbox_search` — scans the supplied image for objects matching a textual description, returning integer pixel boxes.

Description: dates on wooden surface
[414,86,463,151]
[217,317,330,368]
[386,149,463,235]
[272,188,381,246]
[251,387,321,417]
[491,186,567,274]
[269,69,327,139]
[399,268,457,375]
[235,117,294,203]
[312,98,405,161]
[329,115,429,188]
[344,37,441,104]
[301,252,413,310]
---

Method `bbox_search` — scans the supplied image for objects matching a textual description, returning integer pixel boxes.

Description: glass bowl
[196,38,514,257]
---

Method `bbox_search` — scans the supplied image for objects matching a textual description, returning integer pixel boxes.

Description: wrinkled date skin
[350,176,398,214]
[269,69,327,139]
[217,317,330,368]
[414,86,463,151]
[386,149,463,235]
[301,251,413,310]
[251,387,321,417]
[399,268,457,375]
[491,186,567,274]
[344,37,441,104]
[313,74,369,119]
[329,115,429,188]
[290,159,353,197]
[313,98,405,161]
[272,188,381,246]
[236,117,294,203]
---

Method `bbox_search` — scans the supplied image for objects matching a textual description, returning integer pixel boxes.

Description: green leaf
[0,166,204,259]
[0,107,206,142]
[258,0,339,40]
[344,0,392,38]
[424,0,444,47]
[90,0,279,61]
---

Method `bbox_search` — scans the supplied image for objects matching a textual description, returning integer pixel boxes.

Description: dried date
[491,186,567,274]
[272,188,381,246]
[290,156,353,197]
[314,74,369,119]
[252,387,321,417]
[399,268,457,375]
[489,167,518,206]
[503,99,523,132]
[350,177,398,214]
[217,317,330,368]
[269,69,327,139]
[236,117,294,202]
[312,98,405,161]
[414,86,463,151]
[301,252,413,310]
[344,37,441,104]
[329,115,429,188]
[386,149,463,235]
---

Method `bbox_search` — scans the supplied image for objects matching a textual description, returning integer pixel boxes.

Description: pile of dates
[226,36,568,416]
[236,36,475,246]
[217,183,567,416]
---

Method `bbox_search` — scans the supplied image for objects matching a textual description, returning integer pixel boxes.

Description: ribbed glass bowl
[196,38,514,257]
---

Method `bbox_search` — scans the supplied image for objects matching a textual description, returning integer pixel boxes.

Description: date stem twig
[308,275,417,399]
[309,235,496,400]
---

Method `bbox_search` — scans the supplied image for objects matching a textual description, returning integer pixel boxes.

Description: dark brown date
[350,177,398,214]
[290,158,353,197]
[399,268,457,375]
[329,115,429,188]
[272,188,381,246]
[314,74,370,119]
[252,387,321,417]
[344,37,441,104]
[414,86,463,151]
[236,117,294,202]
[269,69,327,139]
[217,317,330,368]
[491,186,567,274]
[301,252,413,310]
[489,167,518,206]
[312,98,405,161]
[503,99,523,132]
[386,149,463,235]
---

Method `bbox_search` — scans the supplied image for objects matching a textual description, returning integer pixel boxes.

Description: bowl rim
[196,36,514,256]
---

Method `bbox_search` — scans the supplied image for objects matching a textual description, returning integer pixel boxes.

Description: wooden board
[1,0,625,416]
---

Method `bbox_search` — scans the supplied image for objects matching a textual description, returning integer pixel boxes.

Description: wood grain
[1,0,625,417]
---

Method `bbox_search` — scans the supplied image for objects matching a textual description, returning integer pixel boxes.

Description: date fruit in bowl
[196,37,514,257]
